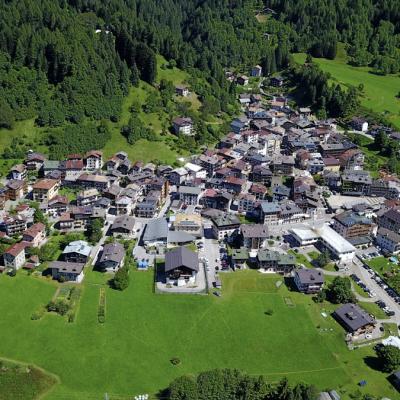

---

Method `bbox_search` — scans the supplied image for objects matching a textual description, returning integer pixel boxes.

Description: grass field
[359,301,390,320]
[0,270,398,400]
[367,256,399,275]
[293,46,400,129]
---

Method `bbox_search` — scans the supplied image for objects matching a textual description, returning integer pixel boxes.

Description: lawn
[293,47,400,129]
[367,256,398,275]
[359,301,390,320]
[288,250,314,269]
[0,270,398,399]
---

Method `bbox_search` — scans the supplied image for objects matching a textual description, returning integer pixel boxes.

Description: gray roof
[167,231,196,244]
[111,215,135,232]
[178,186,202,195]
[333,303,375,332]
[62,241,92,257]
[50,261,85,274]
[165,246,199,272]
[143,218,168,242]
[295,268,324,285]
[99,242,125,264]
[241,224,269,238]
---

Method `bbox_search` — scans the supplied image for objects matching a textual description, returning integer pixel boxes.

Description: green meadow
[294,47,400,129]
[0,270,398,399]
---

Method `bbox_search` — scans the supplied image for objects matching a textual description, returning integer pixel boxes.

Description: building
[85,150,103,170]
[178,186,202,206]
[376,227,400,254]
[98,242,125,272]
[237,75,249,86]
[135,198,158,218]
[173,213,203,237]
[1,215,27,236]
[175,85,189,97]
[50,261,85,283]
[22,223,46,247]
[270,76,284,87]
[250,65,262,77]
[32,179,60,202]
[164,246,199,286]
[331,211,375,239]
[257,249,296,273]
[3,242,26,269]
[77,189,100,206]
[142,218,168,248]
[260,202,281,225]
[9,164,27,181]
[341,170,371,196]
[76,173,109,191]
[115,196,134,215]
[294,269,324,294]
[25,152,46,171]
[6,180,26,201]
[231,247,249,269]
[351,117,368,132]
[241,224,268,250]
[173,117,194,136]
[211,214,241,240]
[62,240,92,263]
[378,207,400,233]
[333,303,375,336]
[111,215,135,238]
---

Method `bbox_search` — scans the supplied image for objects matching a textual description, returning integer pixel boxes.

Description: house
[25,152,46,171]
[50,261,85,283]
[270,76,284,87]
[62,240,92,263]
[249,183,267,200]
[259,202,281,225]
[76,173,109,191]
[77,189,100,206]
[98,242,125,272]
[211,214,241,240]
[46,195,69,215]
[142,218,168,248]
[257,249,296,273]
[175,85,189,97]
[323,157,341,172]
[333,303,375,336]
[173,117,194,136]
[32,179,60,202]
[22,223,46,247]
[376,227,400,254]
[237,75,249,86]
[200,189,232,211]
[3,242,26,269]
[84,150,103,170]
[250,65,262,77]
[237,193,257,214]
[111,215,135,238]
[6,179,26,201]
[341,170,371,196]
[294,269,324,294]
[351,117,368,132]
[178,186,202,206]
[270,155,295,175]
[1,215,27,236]
[9,164,27,181]
[173,213,203,238]
[378,207,400,233]
[164,246,199,286]
[241,224,268,250]
[115,196,134,215]
[231,247,249,269]
[135,198,158,218]
[230,117,249,134]
[169,167,188,186]
[61,159,84,182]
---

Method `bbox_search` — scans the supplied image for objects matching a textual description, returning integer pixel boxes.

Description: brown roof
[85,150,103,158]
[77,173,108,183]
[11,164,26,173]
[5,242,27,257]
[65,159,84,170]
[7,179,25,190]
[33,179,58,191]
[23,223,45,239]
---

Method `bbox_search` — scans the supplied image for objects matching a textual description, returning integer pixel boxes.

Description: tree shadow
[364,355,383,372]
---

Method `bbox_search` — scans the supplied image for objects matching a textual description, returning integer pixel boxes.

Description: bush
[112,266,129,291]
[170,357,181,366]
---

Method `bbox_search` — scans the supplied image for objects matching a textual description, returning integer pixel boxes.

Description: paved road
[201,233,220,288]
[90,216,115,266]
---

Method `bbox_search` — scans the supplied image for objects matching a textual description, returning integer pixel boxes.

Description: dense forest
[264,0,400,74]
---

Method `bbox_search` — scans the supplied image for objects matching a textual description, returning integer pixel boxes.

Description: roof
[231,247,249,261]
[6,179,25,190]
[257,249,296,265]
[165,246,199,272]
[212,214,240,228]
[143,218,168,242]
[178,186,202,195]
[5,242,26,257]
[295,268,324,285]
[33,179,58,190]
[241,224,269,238]
[99,242,125,264]
[174,213,202,226]
[334,211,373,227]
[377,227,400,244]
[167,231,196,244]
[173,117,193,127]
[50,261,84,274]
[23,223,45,238]
[77,173,108,183]
[63,240,92,257]
[333,303,375,332]
[317,224,356,254]
[111,215,135,232]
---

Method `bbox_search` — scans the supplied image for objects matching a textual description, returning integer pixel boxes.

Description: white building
[173,117,194,136]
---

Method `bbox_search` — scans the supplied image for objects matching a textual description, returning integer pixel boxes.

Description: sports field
[294,48,400,129]
[0,270,398,399]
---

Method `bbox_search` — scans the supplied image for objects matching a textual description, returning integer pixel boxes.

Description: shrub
[170,357,181,366]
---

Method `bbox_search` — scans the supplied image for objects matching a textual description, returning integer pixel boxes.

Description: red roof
[5,242,27,257]
[23,223,45,239]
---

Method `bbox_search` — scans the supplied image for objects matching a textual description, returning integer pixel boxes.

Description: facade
[241,224,268,250]
[331,211,375,239]
[178,186,202,206]
[3,242,26,269]
[211,214,241,240]
[294,269,324,294]
[98,242,125,272]
[62,240,92,263]
[173,117,194,136]
[111,215,135,238]
[32,179,60,202]
[376,227,400,254]
[341,170,371,196]
[22,223,46,247]
[257,249,296,273]
[85,150,103,170]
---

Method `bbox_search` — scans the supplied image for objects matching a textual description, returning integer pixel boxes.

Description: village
[2,66,400,396]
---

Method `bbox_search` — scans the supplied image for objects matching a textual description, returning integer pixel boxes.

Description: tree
[86,218,104,244]
[315,250,331,268]
[168,376,198,400]
[327,277,356,304]
[376,345,400,372]
[112,266,129,291]
[0,98,15,129]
